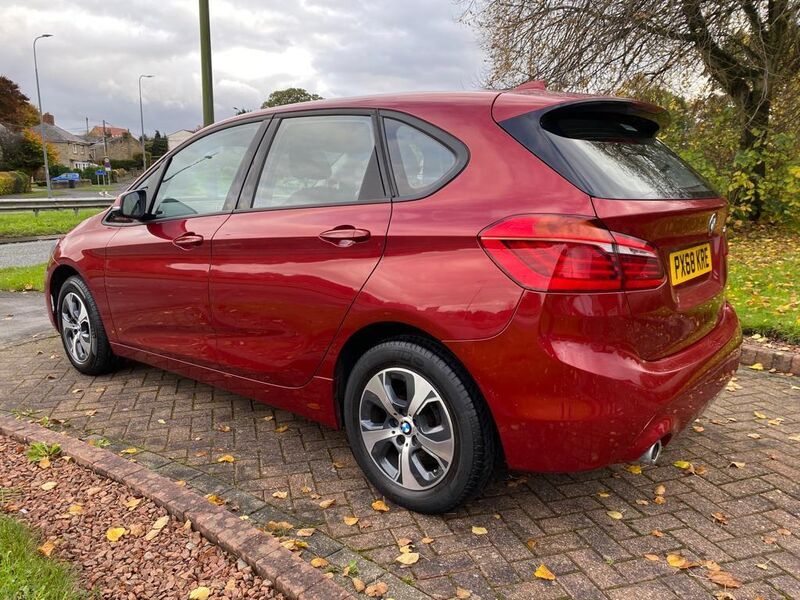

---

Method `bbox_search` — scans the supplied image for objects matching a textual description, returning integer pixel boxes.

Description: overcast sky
[0,0,484,137]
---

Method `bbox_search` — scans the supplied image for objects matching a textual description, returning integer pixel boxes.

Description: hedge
[0,171,31,195]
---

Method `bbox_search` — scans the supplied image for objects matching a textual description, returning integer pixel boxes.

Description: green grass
[0,264,46,292]
[0,514,86,599]
[6,190,68,199]
[0,209,103,239]
[727,226,800,343]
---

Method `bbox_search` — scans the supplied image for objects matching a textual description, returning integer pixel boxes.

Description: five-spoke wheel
[61,291,92,364]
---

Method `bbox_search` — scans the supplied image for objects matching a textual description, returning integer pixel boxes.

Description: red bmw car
[46,86,742,513]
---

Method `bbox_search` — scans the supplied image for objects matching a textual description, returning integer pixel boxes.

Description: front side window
[253,115,383,209]
[384,118,456,196]
[152,122,260,218]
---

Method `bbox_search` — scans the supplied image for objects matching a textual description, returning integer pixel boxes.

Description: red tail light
[479,215,665,292]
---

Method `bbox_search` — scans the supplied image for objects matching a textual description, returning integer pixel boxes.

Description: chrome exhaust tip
[638,439,662,465]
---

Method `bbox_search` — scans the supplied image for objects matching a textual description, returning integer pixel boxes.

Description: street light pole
[198,0,214,126]
[33,34,54,199]
[138,74,154,170]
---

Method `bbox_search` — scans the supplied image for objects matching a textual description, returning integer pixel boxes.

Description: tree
[261,88,323,109]
[150,130,168,159]
[463,1,800,220]
[0,76,38,128]
[4,129,58,176]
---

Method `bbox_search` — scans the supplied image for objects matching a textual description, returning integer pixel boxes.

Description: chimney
[42,112,55,125]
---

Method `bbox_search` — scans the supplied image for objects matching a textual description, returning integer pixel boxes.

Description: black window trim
[103,115,271,227]
[378,109,469,202]
[235,108,391,214]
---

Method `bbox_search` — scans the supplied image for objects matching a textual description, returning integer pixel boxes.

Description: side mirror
[119,189,148,220]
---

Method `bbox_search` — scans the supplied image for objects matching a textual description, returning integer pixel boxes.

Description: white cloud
[0,0,483,136]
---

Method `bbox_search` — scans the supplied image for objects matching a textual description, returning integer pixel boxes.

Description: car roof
[210,89,619,129]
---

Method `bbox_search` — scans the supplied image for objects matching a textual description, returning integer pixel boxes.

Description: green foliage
[148,130,168,159]
[0,76,39,127]
[0,515,87,599]
[2,130,58,176]
[261,87,323,109]
[25,442,61,463]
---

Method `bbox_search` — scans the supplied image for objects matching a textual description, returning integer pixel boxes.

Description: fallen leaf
[205,494,226,506]
[67,504,84,515]
[673,460,693,470]
[152,515,169,531]
[606,511,624,520]
[455,588,472,599]
[626,465,642,474]
[694,465,708,476]
[296,527,315,537]
[343,516,359,526]
[714,593,736,600]
[754,411,767,419]
[281,539,308,551]
[106,527,127,542]
[38,540,56,557]
[726,381,742,392]
[40,481,57,491]
[651,530,664,537]
[395,552,420,565]
[85,410,97,416]
[644,553,660,561]
[397,537,413,547]
[120,448,138,455]
[218,424,231,432]
[750,362,764,371]
[707,569,742,588]
[666,554,694,569]
[274,425,289,433]
[421,536,434,544]
[777,528,792,536]
[332,461,345,469]
[124,497,142,510]
[371,499,390,512]
[472,526,488,535]
[319,498,336,509]
[654,484,666,496]
[217,454,235,463]
[762,535,777,544]
[597,490,611,498]
[788,434,800,442]
[728,461,746,469]
[525,538,537,550]
[693,425,705,432]
[352,578,366,593]
[263,415,274,421]
[635,499,650,506]
[38,457,51,469]
[310,557,329,568]
[265,521,294,532]
[701,560,722,571]
[755,563,769,570]
[712,512,729,525]
[653,496,666,505]
[301,485,312,494]
[534,564,556,580]
[747,433,762,439]
[365,581,389,597]
[189,587,211,600]
[272,490,288,499]
[157,419,166,424]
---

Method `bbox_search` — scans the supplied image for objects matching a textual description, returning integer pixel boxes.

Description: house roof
[29,122,91,145]
[89,124,129,137]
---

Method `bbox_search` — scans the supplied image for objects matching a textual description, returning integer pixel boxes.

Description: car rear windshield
[499,105,716,200]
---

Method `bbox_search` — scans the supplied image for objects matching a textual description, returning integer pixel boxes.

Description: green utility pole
[199,0,214,126]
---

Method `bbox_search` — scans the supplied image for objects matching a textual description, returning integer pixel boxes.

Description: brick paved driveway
[2,335,800,600]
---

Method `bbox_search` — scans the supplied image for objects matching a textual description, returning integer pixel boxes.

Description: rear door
[209,111,391,386]
[497,99,729,359]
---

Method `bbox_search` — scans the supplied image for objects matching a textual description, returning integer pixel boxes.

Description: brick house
[30,113,93,169]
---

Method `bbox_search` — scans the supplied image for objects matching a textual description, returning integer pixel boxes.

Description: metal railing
[0,198,115,216]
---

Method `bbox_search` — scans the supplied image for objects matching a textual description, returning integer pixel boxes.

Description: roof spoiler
[540,99,671,131]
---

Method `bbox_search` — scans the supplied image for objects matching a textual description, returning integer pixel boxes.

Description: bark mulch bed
[0,434,282,599]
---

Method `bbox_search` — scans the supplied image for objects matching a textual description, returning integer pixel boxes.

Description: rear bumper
[446,293,742,472]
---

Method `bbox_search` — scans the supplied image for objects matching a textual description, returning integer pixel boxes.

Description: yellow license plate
[669,243,712,286]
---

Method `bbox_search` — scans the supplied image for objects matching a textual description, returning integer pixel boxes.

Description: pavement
[0,239,58,268]
[0,291,52,348]
[1,327,799,599]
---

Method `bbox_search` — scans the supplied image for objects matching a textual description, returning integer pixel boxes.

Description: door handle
[319,226,371,247]
[172,233,204,249]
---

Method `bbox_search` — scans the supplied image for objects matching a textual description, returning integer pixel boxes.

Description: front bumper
[446,293,742,472]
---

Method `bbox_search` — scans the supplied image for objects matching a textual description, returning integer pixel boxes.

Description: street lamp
[138,74,154,170]
[33,34,54,199]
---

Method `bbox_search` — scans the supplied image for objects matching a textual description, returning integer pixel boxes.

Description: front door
[104,121,263,364]
[210,113,391,386]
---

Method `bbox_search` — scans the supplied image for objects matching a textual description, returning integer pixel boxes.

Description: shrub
[0,172,15,195]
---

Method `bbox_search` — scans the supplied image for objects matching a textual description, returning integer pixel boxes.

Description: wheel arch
[49,264,81,330]
[332,321,505,465]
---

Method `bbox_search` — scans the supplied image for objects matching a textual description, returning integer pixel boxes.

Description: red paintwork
[45,89,741,472]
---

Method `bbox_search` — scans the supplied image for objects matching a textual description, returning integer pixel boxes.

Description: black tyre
[343,337,495,513]
[57,275,116,375]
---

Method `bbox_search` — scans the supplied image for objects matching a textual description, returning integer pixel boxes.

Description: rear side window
[253,115,384,209]
[384,118,456,196]
[500,106,715,200]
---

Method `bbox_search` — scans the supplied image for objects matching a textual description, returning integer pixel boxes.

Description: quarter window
[383,118,456,196]
[253,115,383,209]
[152,122,260,218]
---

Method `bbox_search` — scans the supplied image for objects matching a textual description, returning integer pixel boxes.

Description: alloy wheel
[61,292,92,363]
[358,367,455,490]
